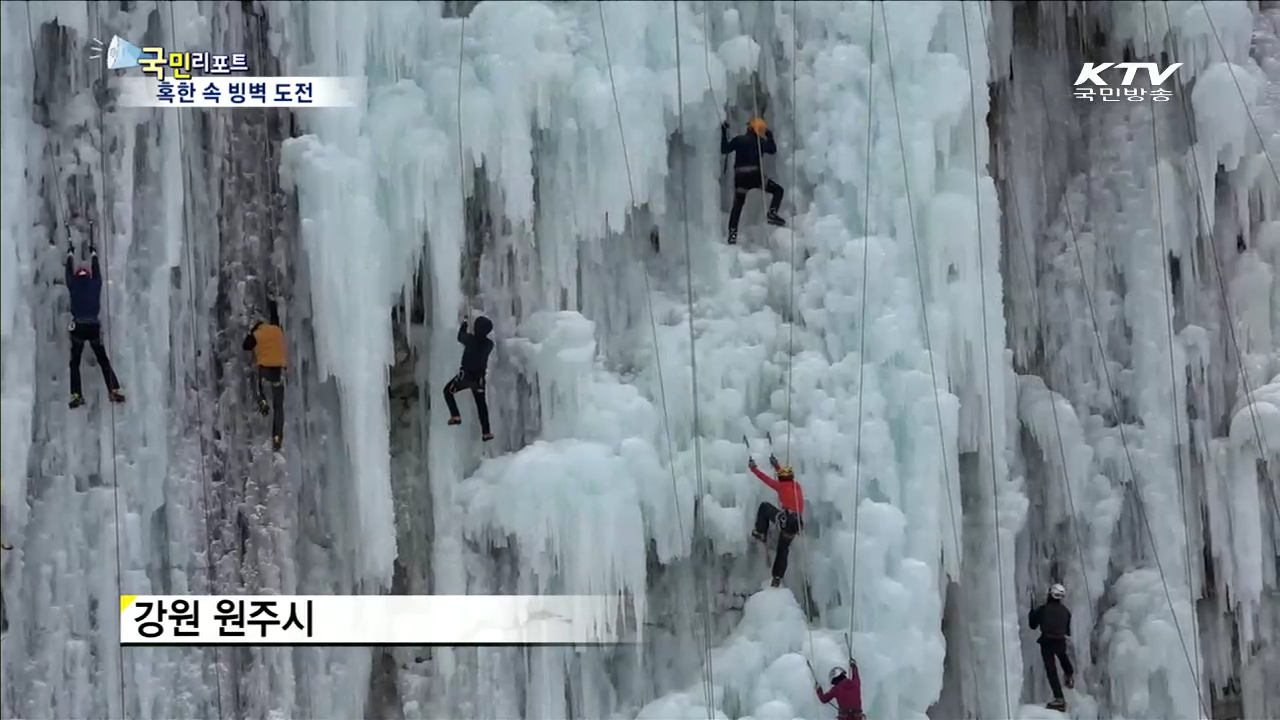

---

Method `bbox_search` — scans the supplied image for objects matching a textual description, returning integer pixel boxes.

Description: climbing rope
[876,2,989,716]
[456,14,469,304]
[846,0,877,648]
[667,3,718,713]
[1027,42,1211,720]
[23,8,129,717]
[599,3,714,712]
[1172,0,1279,530]
[1138,0,1204,690]
[775,0,819,669]
[161,6,226,718]
[971,6,1105,708]
[1196,1,1280,190]
[701,1,721,118]
[670,5,721,712]
[956,6,1014,714]
[783,1,798,470]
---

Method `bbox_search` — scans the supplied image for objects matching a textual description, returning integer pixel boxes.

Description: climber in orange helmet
[747,451,804,587]
[720,116,787,244]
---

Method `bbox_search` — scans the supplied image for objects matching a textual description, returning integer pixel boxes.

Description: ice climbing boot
[68,393,85,409]
[751,529,767,544]
[1064,673,1074,690]
[481,432,494,442]
[447,416,462,426]
[766,211,787,227]
[727,227,738,244]
[109,389,126,404]
[770,577,782,587]
[1046,698,1067,711]
[272,435,283,451]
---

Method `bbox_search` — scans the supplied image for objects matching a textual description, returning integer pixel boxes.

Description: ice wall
[2,3,371,719]
[4,1,1279,719]
[991,0,1280,717]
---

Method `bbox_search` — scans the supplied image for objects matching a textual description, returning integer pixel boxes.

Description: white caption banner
[118,76,365,108]
[119,594,633,646]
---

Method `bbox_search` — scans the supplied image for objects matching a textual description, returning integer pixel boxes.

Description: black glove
[769,453,780,468]
[747,457,757,469]
[720,121,729,133]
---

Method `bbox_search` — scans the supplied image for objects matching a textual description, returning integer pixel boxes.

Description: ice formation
[1,1,1278,719]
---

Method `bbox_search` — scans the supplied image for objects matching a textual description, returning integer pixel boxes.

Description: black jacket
[457,316,494,378]
[66,249,103,321]
[721,126,776,171]
[1029,599,1071,642]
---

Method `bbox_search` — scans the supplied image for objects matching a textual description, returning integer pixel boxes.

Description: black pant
[444,371,491,435]
[729,170,784,232]
[256,366,285,440]
[69,320,120,396]
[754,502,801,580]
[1039,638,1074,699]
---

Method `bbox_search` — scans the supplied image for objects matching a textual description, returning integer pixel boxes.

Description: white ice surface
[4,1,1280,719]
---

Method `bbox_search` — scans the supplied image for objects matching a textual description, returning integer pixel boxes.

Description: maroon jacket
[817,665,862,715]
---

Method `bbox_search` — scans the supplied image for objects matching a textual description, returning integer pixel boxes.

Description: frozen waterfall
[2,1,1278,719]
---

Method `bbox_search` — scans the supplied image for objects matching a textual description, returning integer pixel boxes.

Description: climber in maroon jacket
[816,659,864,720]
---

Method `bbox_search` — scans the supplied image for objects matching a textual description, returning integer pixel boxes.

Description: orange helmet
[748,117,767,136]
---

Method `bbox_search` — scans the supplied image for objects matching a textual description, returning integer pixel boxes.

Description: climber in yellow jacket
[242,296,287,451]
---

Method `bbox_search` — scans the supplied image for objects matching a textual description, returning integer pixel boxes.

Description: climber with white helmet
[747,451,804,587]
[720,116,786,244]
[815,658,864,719]
[1029,582,1075,711]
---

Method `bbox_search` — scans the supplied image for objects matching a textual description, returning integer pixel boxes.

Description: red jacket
[750,465,804,514]
[817,666,862,713]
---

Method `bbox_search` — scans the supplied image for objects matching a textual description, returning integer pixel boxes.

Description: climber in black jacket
[66,242,125,408]
[1029,583,1075,710]
[721,117,786,244]
[444,314,495,441]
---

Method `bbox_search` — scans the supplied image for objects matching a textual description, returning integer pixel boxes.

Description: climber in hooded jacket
[748,453,804,587]
[445,314,495,441]
[816,659,865,720]
[720,117,786,244]
[66,242,125,408]
[1029,583,1075,710]
[242,296,287,451]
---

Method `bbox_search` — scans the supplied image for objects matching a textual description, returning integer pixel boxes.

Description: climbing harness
[600,2,715,712]
[877,1,989,715]
[956,6,1014,714]
[23,7,130,717]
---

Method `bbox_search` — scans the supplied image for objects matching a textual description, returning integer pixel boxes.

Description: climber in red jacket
[748,453,804,586]
[816,660,864,719]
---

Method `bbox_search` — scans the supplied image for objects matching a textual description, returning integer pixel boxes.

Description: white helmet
[829,666,846,683]
[1049,583,1066,600]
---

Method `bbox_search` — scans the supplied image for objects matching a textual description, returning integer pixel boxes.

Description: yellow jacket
[248,323,287,368]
